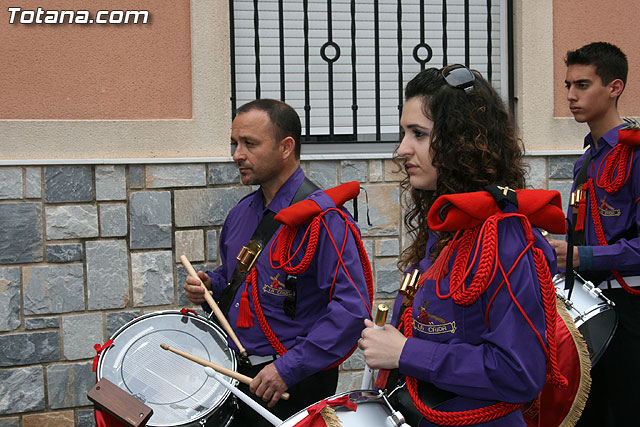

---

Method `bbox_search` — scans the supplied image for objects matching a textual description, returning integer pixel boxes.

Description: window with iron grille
[230,0,511,152]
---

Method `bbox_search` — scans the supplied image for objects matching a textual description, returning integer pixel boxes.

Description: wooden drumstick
[180,255,248,358]
[160,343,290,400]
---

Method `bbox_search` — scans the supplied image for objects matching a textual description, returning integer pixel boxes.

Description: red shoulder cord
[596,140,633,194]
[246,207,374,369]
[399,212,566,425]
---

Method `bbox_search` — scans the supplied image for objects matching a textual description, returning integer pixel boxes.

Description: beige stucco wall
[0,0,230,161]
[516,0,640,154]
[553,0,640,118]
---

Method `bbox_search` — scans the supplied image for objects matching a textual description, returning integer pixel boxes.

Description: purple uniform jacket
[205,167,371,388]
[393,207,556,426]
[568,124,640,277]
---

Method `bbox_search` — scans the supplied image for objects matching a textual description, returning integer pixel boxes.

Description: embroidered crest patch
[262,273,294,297]
[413,300,457,335]
[599,196,621,217]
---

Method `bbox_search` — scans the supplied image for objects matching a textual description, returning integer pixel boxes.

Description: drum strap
[570,150,591,247]
[218,177,319,316]
[566,151,591,292]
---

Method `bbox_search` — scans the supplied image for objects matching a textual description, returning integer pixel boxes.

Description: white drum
[278,390,405,427]
[554,273,618,366]
[97,310,238,427]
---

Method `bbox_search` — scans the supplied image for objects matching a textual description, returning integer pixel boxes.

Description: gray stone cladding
[0,156,571,425]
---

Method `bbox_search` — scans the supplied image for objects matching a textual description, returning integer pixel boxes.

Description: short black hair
[235,99,302,159]
[565,42,628,87]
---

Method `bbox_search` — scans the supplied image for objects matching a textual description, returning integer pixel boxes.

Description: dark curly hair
[397,67,526,271]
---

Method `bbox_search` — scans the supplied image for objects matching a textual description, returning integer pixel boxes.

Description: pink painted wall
[0,0,192,120]
[553,0,640,117]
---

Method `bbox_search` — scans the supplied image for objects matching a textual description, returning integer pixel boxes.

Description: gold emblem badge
[413,300,457,335]
[599,196,621,217]
[262,273,294,297]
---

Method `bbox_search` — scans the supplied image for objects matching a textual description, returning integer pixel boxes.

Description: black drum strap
[570,150,591,246]
[218,177,319,316]
[566,151,591,292]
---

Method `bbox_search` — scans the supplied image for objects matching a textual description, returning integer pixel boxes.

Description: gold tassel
[556,298,592,427]
[320,406,343,427]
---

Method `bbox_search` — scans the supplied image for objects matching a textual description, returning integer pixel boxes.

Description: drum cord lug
[555,291,574,310]
[379,388,409,427]
[574,271,616,307]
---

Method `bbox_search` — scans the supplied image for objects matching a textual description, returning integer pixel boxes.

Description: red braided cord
[249,269,288,355]
[532,247,568,388]
[597,144,632,194]
[450,219,500,306]
[586,179,640,295]
[439,228,477,299]
[401,308,523,425]
[351,222,375,305]
[273,216,322,275]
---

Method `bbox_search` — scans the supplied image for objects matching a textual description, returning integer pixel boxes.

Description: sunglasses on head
[441,64,475,93]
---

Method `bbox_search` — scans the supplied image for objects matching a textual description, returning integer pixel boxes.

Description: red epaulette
[427,189,566,234]
[619,126,640,146]
[274,181,360,227]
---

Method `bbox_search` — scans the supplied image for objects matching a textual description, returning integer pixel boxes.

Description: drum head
[98,311,237,427]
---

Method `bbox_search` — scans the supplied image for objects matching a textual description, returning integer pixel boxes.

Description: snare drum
[278,390,403,427]
[553,274,618,366]
[97,310,238,427]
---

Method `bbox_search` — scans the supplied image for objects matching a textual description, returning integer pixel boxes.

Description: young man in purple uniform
[184,99,371,426]
[549,42,640,426]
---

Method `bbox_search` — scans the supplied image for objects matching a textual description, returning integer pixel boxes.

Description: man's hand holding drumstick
[183,269,214,305]
[181,255,248,358]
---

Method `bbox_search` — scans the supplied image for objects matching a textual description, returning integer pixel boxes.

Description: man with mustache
[184,99,371,426]
[549,42,640,427]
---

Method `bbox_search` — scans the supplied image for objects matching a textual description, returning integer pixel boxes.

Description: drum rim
[96,309,237,427]
[572,304,615,328]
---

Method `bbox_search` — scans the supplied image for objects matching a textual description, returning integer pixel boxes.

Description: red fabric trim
[427,189,566,234]
[92,340,113,372]
[534,314,582,427]
[619,128,640,146]
[94,408,129,427]
[293,395,357,427]
[275,181,360,227]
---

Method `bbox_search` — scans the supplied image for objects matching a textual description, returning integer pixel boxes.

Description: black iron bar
[278,0,285,101]
[253,0,261,99]
[350,0,358,138]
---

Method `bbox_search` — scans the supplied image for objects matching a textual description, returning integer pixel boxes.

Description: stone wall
[0,155,577,426]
